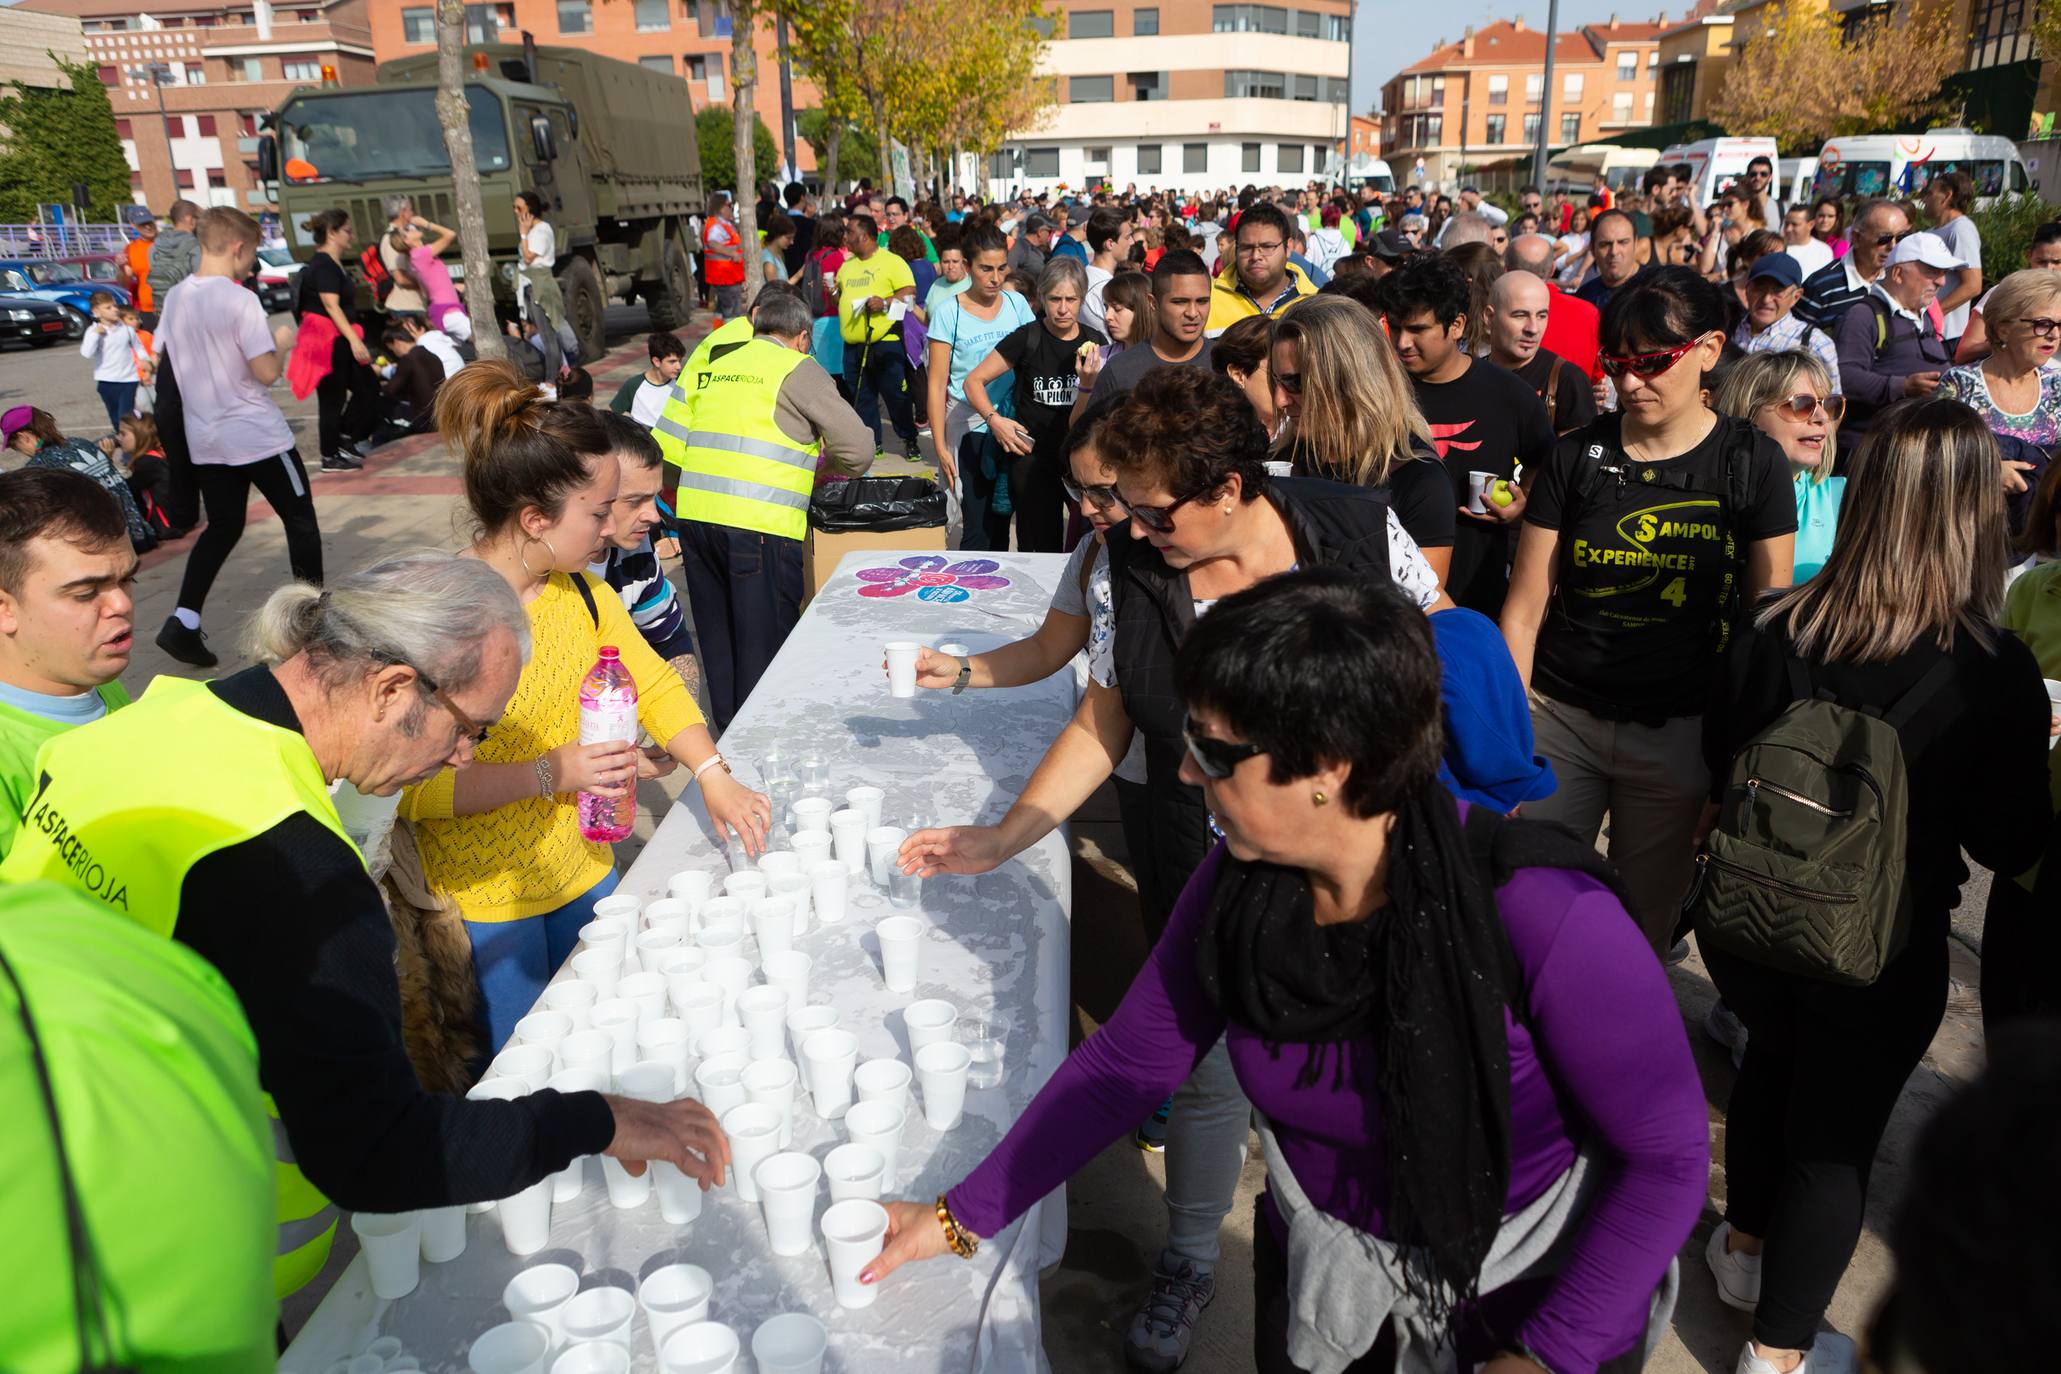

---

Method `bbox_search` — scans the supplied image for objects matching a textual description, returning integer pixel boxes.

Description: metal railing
[0,224,135,258]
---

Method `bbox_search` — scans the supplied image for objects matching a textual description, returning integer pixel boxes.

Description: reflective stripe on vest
[677,337,820,541]
[0,674,361,1298]
[653,315,757,469]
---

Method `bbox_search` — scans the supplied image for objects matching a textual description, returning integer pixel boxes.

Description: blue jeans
[97,379,137,432]
[464,870,620,1056]
[842,334,915,448]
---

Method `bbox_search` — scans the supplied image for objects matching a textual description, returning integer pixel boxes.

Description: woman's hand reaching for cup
[881,645,965,691]
[701,769,771,857]
[548,739,639,798]
[899,825,1006,878]
[859,1200,953,1286]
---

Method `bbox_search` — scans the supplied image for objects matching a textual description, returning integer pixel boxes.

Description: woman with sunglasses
[1938,268,2061,460]
[1715,350,1846,583]
[871,569,1708,1374]
[901,367,1448,1369]
[1501,267,1797,958]
[400,362,770,1053]
[1698,399,2049,1374]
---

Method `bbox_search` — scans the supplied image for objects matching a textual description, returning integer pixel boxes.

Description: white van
[1353,158,1396,195]
[1543,144,1660,198]
[1658,136,1782,207]
[1811,128,2032,205]
[1785,158,1819,208]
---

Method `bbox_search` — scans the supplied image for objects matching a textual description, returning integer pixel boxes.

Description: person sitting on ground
[105,413,174,536]
[377,320,445,440]
[0,408,154,554]
[558,365,594,404]
[610,332,688,428]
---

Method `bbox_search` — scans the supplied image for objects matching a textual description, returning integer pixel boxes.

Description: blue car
[0,259,132,337]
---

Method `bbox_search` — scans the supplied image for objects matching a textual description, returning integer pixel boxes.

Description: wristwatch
[950,656,973,696]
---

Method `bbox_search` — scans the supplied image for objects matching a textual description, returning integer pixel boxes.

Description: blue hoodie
[1431,607,1557,813]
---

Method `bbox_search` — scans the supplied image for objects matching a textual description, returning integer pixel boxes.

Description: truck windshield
[277,87,510,182]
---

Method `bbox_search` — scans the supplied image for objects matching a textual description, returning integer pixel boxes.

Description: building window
[467,4,511,42]
[402,7,435,43]
[557,0,592,34]
[1292,74,1317,101]
[1525,72,1543,102]
[1616,51,1636,81]
[114,117,133,138]
[1487,73,1507,105]
[1025,146,1060,177]
[1324,76,1349,102]
[1242,142,1261,172]
[1278,143,1303,174]
[195,113,218,136]
[96,63,119,86]
[1131,70,1166,101]
[991,151,1013,180]
[1484,113,1505,143]
[1225,70,1286,99]
[1137,143,1161,175]
[1647,49,1659,69]
[1611,91,1633,123]
[1070,75,1113,102]
[1523,112,1542,144]
[241,56,265,81]
[1968,0,2035,68]
[1134,6,1158,33]
[1562,71,1583,100]
[640,54,674,72]
[1213,5,1288,33]
[635,0,670,29]
[1658,63,1694,125]
[1184,142,1207,173]
[1069,9,1113,38]
[1085,145,1112,171]
[1560,111,1581,142]
[1324,13,1347,39]
[283,60,320,80]
[1030,13,1055,37]
[1294,9,1318,37]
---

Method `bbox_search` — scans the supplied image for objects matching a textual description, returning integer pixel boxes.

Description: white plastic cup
[915,1040,973,1130]
[786,1005,838,1065]
[875,915,923,993]
[823,1142,886,1202]
[590,893,642,924]
[549,1344,628,1374]
[651,1156,705,1226]
[1466,469,1495,515]
[543,1067,606,1202]
[512,1010,574,1055]
[853,1057,913,1115]
[641,896,692,930]
[829,810,867,875]
[696,1024,751,1061]
[651,946,703,986]
[723,871,768,904]
[757,849,802,879]
[502,1263,580,1352]
[693,924,745,960]
[807,860,849,926]
[763,953,812,1014]
[468,1321,550,1374]
[790,797,833,834]
[865,826,908,888]
[842,1099,904,1183]
[753,1150,823,1256]
[496,1176,554,1255]
[790,831,835,870]
[752,1313,828,1374]
[634,928,684,975]
[802,1028,859,1120]
[844,786,885,832]
[616,971,668,1027]
[366,1337,404,1363]
[569,947,623,998]
[672,981,725,1041]
[540,980,599,1031]
[697,896,745,932]
[599,1148,652,1209]
[737,985,791,1064]
[617,1059,675,1103]
[635,1019,693,1092]
[885,641,920,697]
[743,1057,800,1147]
[350,1211,422,1299]
[490,1044,555,1093]
[667,868,715,915]
[769,872,814,936]
[638,1263,713,1356]
[417,1203,467,1262]
[750,898,795,963]
[693,1054,750,1117]
[657,1322,738,1374]
[821,1199,890,1309]
[559,1285,636,1350]
[556,1029,615,1077]
[700,956,752,1022]
[888,864,923,909]
[721,1102,782,1203]
[577,916,632,956]
[904,998,957,1052]
[589,998,642,1076]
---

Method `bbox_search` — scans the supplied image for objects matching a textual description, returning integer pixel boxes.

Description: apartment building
[988,0,1353,195]
[17,0,377,214]
[1380,14,1669,187]
[1655,8,1733,127]
[0,7,93,97]
[365,0,818,176]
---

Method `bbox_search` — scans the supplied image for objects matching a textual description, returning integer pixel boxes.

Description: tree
[783,0,867,193]
[1711,0,1958,150]
[432,0,503,358]
[694,106,779,194]
[797,106,875,196]
[0,58,133,223]
[730,3,763,309]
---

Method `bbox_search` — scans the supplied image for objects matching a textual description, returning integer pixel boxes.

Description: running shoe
[1706,1221,1762,1312]
[155,617,218,668]
[1134,1096,1171,1153]
[1733,1332,1857,1374]
[320,451,364,473]
[1125,1250,1216,1372]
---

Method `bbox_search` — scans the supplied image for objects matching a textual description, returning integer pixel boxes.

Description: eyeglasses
[1117,485,1206,533]
[1767,393,1846,424]
[1273,371,1303,395]
[1183,712,1266,780]
[2018,317,2061,337]
[411,664,491,746]
[1060,473,1122,510]
[1868,230,1911,249]
[1236,240,1285,256]
[1598,334,1710,380]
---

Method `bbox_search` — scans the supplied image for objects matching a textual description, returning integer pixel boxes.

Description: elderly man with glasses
[1205,201,1318,336]
[1798,198,1912,335]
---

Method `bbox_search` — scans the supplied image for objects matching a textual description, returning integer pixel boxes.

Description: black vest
[1106,476,1393,926]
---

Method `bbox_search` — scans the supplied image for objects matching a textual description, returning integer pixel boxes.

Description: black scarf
[1194,789,1625,1320]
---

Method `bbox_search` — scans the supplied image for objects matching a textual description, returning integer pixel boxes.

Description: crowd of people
[4,160,2059,1374]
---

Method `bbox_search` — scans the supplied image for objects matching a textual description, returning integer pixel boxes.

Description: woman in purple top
[864,570,1710,1373]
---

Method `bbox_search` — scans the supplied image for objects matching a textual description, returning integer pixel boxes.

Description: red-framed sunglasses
[1598,334,1712,380]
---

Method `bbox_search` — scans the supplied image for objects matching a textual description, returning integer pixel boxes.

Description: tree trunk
[824,122,844,200]
[732,10,761,310]
[433,0,503,359]
[871,97,893,194]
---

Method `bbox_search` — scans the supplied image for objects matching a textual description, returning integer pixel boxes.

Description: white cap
[1885,231,1964,271]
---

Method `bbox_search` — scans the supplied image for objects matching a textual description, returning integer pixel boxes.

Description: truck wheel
[557,256,607,364]
[646,236,695,332]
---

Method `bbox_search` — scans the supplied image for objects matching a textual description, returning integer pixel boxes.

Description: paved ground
[19,302,1993,1373]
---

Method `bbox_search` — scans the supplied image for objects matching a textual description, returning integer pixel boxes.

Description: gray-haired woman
[963,254,1106,551]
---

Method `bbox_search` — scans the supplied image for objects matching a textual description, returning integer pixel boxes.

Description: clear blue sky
[1354,0,1654,114]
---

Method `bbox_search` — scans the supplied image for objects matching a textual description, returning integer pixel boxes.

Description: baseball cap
[1023,212,1058,235]
[1,405,34,447]
[1370,228,1414,261]
[1747,253,1804,288]
[1886,231,1964,271]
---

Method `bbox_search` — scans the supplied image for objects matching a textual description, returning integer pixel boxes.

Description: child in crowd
[376,320,446,440]
[119,305,156,413]
[78,291,140,431]
[389,311,465,379]
[104,413,177,537]
[558,366,594,404]
[609,332,687,428]
[590,409,699,695]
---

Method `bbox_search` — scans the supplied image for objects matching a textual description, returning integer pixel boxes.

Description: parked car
[0,260,132,336]
[0,292,69,348]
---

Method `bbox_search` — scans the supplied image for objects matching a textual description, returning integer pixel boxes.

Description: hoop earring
[517,534,557,581]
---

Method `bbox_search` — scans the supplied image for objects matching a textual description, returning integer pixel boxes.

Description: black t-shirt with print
[995,320,1107,445]
[1524,412,1797,721]
[1509,348,1598,433]
[1410,359,1556,616]
[1285,437,1455,554]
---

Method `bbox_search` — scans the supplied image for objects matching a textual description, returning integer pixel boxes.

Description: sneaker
[1733,1332,1857,1374]
[902,435,921,460]
[1706,1221,1762,1313]
[1666,937,1692,965]
[1125,1250,1216,1372]
[1134,1096,1171,1153]
[1705,999,1749,1070]
[155,617,218,669]
[320,451,363,473]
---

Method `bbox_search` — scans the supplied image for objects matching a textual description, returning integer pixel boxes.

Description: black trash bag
[808,475,947,533]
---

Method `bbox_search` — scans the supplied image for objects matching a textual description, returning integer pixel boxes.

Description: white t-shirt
[1080,263,1114,338]
[629,377,671,427]
[156,275,293,467]
[1933,214,1983,340]
[1785,238,1834,278]
[519,220,556,307]
[417,328,465,378]
[79,322,139,383]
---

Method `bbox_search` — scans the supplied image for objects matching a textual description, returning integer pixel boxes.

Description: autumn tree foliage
[1712,0,1959,150]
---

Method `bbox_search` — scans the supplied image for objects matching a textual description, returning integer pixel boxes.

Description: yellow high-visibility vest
[673,337,821,542]
[652,314,757,469]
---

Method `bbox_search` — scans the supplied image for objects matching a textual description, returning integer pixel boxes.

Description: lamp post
[1531,0,1560,189]
[143,63,177,209]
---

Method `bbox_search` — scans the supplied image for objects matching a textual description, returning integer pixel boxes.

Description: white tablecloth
[283,551,1078,1374]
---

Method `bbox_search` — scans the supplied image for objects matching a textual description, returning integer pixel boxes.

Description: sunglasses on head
[1118,486,1207,533]
[1597,334,1710,380]
[1060,473,1122,510]
[1768,393,1846,423]
[1183,712,1266,780]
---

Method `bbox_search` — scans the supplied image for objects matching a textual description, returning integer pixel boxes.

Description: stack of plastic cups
[617,1061,702,1225]
[543,1067,606,1201]
[742,1057,800,1147]
[540,979,599,1031]
[350,1211,421,1299]
[769,872,814,936]
[637,1264,713,1359]
[820,1200,890,1310]
[749,898,794,965]
[829,809,867,875]
[801,1028,859,1121]
[753,1151,822,1257]
[722,1102,782,1203]
[736,985,790,1062]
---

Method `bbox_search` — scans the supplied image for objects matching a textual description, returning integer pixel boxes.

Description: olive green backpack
[1690,654,1954,987]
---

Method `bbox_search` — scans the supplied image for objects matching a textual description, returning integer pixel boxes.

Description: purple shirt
[947,841,1707,1372]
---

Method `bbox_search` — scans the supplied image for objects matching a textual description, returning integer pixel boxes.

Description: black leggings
[1006,435,1068,553]
[315,334,379,456]
[177,450,324,613]
[1705,929,1949,1351]
[1980,871,2061,1034]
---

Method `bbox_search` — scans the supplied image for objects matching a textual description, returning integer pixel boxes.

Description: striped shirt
[1733,313,1843,394]
[1797,256,1875,334]
[596,538,689,654]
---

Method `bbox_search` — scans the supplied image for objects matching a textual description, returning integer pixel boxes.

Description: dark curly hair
[1101,366,1270,504]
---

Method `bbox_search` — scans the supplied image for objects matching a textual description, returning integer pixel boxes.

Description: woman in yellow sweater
[402,361,769,1050]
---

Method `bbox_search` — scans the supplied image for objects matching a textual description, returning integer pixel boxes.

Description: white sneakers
[1706,1221,1763,1312]
[1732,1332,1858,1374]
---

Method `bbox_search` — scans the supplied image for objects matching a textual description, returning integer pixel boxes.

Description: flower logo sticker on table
[854,556,1013,602]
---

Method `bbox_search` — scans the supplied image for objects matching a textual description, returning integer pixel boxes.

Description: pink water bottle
[576,645,638,843]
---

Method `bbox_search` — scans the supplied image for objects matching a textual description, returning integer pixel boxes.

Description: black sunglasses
[1118,486,1206,533]
[1060,473,1122,511]
[1183,712,1265,780]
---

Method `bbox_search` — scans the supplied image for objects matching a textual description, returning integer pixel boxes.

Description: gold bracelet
[935,1194,978,1259]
